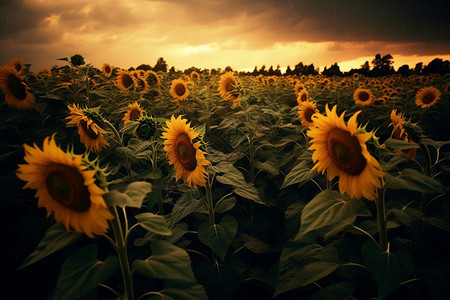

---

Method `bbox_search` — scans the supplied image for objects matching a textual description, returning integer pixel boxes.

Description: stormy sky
[1,0,449,72]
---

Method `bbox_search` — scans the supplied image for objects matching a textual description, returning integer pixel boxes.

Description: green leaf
[104,181,152,208]
[295,189,364,239]
[197,215,238,260]
[53,244,118,300]
[281,160,317,189]
[133,240,197,283]
[373,251,403,299]
[135,212,172,236]
[275,242,341,296]
[385,168,443,194]
[254,160,279,175]
[311,282,355,300]
[215,197,237,213]
[168,192,205,226]
[19,223,81,270]
[384,138,419,150]
[153,281,208,300]
[215,162,263,204]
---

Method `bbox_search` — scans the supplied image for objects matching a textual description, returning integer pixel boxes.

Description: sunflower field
[1,56,450,300]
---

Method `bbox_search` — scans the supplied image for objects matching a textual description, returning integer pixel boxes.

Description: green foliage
[197,215,238,260]
[104,181,152,207]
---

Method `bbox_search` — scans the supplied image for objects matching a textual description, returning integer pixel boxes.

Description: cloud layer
[1,0,449,71]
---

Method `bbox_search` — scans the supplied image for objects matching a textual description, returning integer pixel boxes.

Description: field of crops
[1,56,450,300]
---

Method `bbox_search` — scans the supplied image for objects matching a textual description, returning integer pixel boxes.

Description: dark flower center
[174,83,186,96]
[300,93,308,102]
[46,163,91,212]
[327,128,366,176]
[105,65,111,74]
[358,91,370,101]
[304,107,316,123]
[146,74,158,86]
[129,108,141,121]
[225,80,235,92]
[7,74,27,100]
[79,119,99,139]
[176,133,197,171]
[14,63,22,72]
[422,93,435,104]
[121,74,134,88]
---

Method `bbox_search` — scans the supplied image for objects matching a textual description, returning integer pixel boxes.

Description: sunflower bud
[136,116,160,140]
[70,54,85,66]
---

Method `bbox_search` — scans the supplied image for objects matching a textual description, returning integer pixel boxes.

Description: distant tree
[252,66,259,76]
[153,57,167,72]
[397,64,412,76]
[268,65,275,76]
[127,67,135,71]
[259,65,267,75]
[285,65,293,75]
[274,64,282,76]
[322,62,342,76]
[414,62,423,75]
[371,53,394,76]
[169,66,176,74]
[224,66,233,72]
[136,64,152,71]
[210,68,218,75]
[184,66,201,75]
[422,58,450,74]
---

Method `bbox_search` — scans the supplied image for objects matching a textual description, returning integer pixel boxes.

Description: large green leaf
[53,244,118,300]
[384,138,419,150]
[197,215,238,261]
[150,280,208,300]
[385,168,443,194]
[295,189,364,239]
[275,242,341,296]
[168,192,205,226]
[135,212,172,236]
[214,196,237,213]
[18,223,81,270]
[281,160,318,189]
[133,240,197,283]
[104,181,152,208]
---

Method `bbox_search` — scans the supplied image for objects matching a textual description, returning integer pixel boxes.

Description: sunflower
[170,78,189,104]
[294,82,305,95]
[353,88,374,106]
[190,71,201,80]
[298,101,319,127]
[101,63,113,77]
[115,70,136,90]
[162,115,210,189]
[10,58,25,73]
[415,86,441,108]
[38,68,53,76]
[0,64,36,110]
[145,70,160,87]
[123,101,145,124]
[296,89,309,105]
[307,105,384,200]
[389,109,416,159]
[218,72,241,108]
[66,104,110,153]
[16,135,113,238]
[352,73,361,81]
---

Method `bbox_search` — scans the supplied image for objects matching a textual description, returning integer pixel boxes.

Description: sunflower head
[10,58,25,73]
[66,105,110,153]
[16,135,113,237]
[0,64,36,110]
[161,115,210,189]
[307,105,384,200]
[123,101,145,125]
[115,70,136,90]
[298,101,319,127]
[170,78,189,104]
[294,82,305,95]
[218,72,241,103]
[101,63,113,77]
[296,90,309,105]
[353,88,374,106]
[70,54,85,66]
[190,71,201,80]
[415,86,441,108]
[145,71,160,87]
[389,109,417,159]
[136,115,160,140]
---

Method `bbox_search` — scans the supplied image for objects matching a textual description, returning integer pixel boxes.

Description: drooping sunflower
[101,63,113,77]
[298,101,319,127]
[122,101,145,124]
[115,70,136,90]
[296,89,309,105]
[190,71,201,80]
[353,88,374,106]
[145,70,160,87]
[218,72,241,108]
[415,86,441,108]
[307,105,384,200]
[162,115,210,189]
[10,58,25,73]
[0,64,36,110]
[66,104,110,153]
[16,135,113,238]
[389,109,416,159]
[170,79,189,104]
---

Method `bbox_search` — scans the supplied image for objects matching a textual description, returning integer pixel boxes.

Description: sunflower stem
[104,120,134,181]
[109,205,135,300]
[205,176,215,226]
[375,185,388,252]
